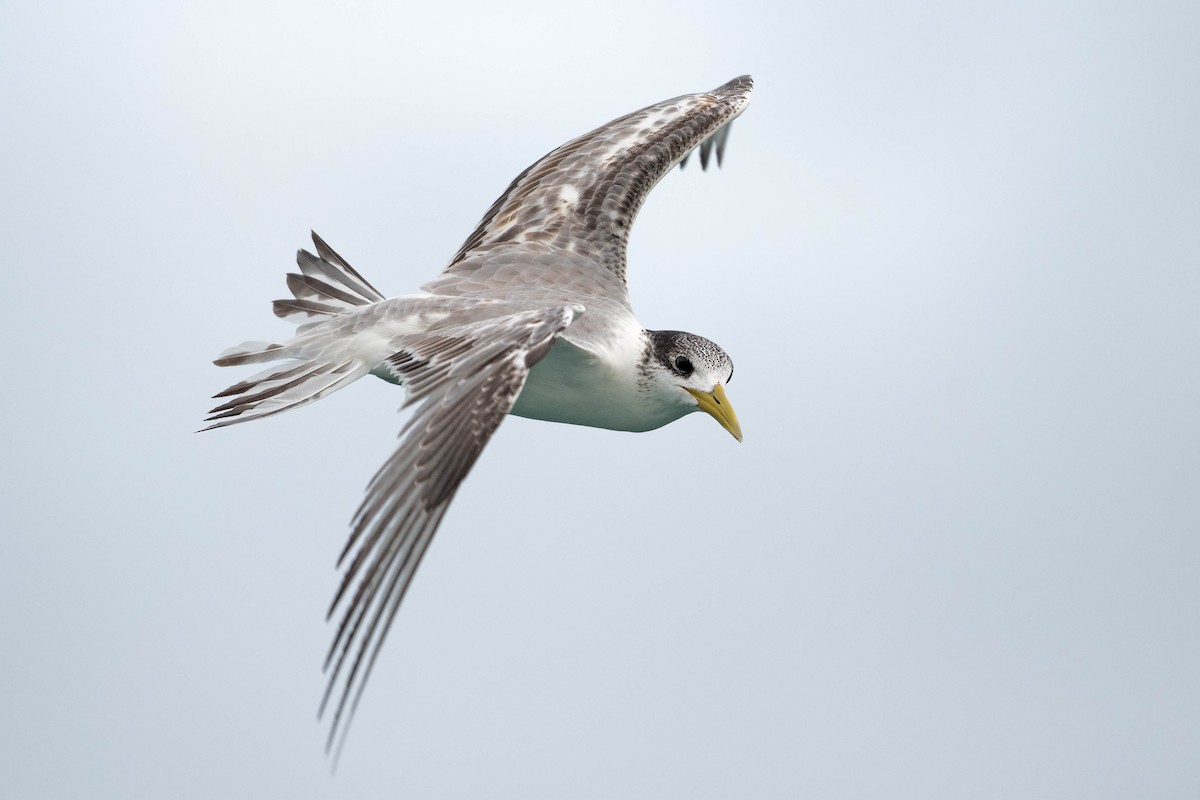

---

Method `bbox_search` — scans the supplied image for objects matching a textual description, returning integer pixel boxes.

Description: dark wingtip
[715,74,754,95]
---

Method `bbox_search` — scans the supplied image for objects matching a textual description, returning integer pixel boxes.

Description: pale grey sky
[2,1,1198,798]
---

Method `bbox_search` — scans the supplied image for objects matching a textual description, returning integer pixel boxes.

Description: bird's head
[644,330,742,441]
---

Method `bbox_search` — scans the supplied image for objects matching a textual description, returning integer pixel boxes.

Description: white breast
[510,327,687,433]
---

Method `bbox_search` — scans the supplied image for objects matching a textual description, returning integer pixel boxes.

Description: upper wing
[444,75,753,286]
[319,303,581,759]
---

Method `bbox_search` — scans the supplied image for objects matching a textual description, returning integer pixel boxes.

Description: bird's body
[422,243,662,431]
[206,76,753,754]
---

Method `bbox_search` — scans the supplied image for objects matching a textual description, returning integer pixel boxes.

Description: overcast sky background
[2,1,1198,798]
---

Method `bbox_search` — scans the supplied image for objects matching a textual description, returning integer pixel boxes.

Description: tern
[206,75,753,754]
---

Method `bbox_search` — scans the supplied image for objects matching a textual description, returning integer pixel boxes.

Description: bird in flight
[204,75,753,756]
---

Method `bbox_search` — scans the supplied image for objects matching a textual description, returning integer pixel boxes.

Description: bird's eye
[674,355,694,374]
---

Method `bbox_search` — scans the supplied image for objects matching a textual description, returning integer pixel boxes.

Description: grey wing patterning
[445,75,753,284]
[319,303,580,758]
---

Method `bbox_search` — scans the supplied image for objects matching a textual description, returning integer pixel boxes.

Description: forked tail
[202,232,387,431]
[273,231,385,327]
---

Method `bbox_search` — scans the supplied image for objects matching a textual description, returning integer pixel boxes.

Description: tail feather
[203,359,370,430]
[214,341,289,367]
[205,231,388,431]
[273,297,346,325]
[274,233,387,326]
[286,272,367,308]
[212,362,311,399]
[310,231,384,302]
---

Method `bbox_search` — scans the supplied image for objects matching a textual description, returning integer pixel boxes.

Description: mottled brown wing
[445,76,753,285]
[319,303,581,759]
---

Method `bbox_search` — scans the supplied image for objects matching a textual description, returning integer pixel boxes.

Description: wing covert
[445,76,753,285]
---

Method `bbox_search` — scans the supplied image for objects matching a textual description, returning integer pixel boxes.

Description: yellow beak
[685,383,743,442]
